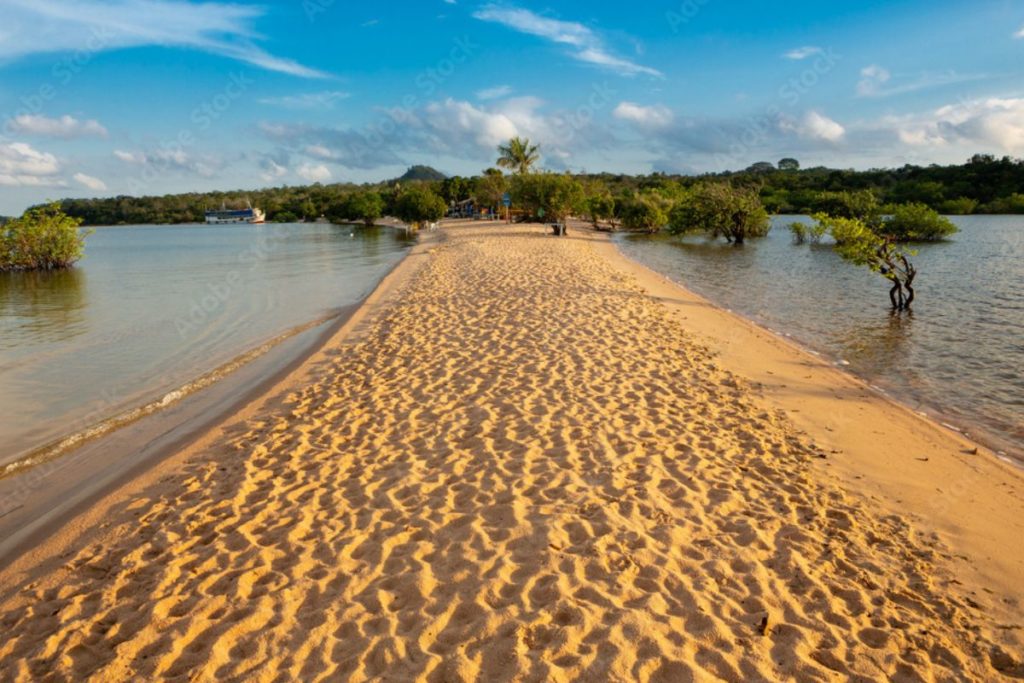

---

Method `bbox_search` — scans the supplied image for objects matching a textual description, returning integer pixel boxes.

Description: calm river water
[0,222,413,467]
[616,215,1024,462]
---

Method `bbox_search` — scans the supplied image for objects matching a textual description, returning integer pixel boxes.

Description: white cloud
[1015,25,1024,39]
[472,5,661,77]
[783,46,823,60]
[422,98,520,150]
[784,111,846,142]
[6,114,108,138]
[0,142,63,187]
[73,172,107,191]
[857,64,891,97]
[0,0,326,78]
[258,91,349,109]
[613,102,674,130]
[856,64,988,98]
[894,97,1024,152]
[112,147,217,176]
[296,163,332,182]
[476,85,513,100]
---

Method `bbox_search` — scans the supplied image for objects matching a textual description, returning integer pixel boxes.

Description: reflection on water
[616,215,1024,459]
[0,268,87,349]
[0,222,412,464]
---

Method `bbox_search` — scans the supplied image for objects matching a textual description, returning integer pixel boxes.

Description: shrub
[879,203,958,242]
[939,197,979,215]
[619,196,668,233]
[333,190,384,226]
[393,187,446,228]
[668,183,770,244]
[1,202,90,271]
[509,172,584,223]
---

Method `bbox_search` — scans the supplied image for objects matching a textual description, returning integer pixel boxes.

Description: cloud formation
[612,102,674,130]
[476,85,513,100]
[0,0,326,78]
[472,5,661,77]
[0,142,63,187]
[258,91,350,109]
[296,163,331,182]
[73,172,107,191]
[6,114,109,138]
[783,46,823,60]
[783,111,845,142]
[893,97,1024,152]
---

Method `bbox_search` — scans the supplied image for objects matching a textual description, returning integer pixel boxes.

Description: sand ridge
[0,224,1020,681]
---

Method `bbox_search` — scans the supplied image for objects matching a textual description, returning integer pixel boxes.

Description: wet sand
[0,223,1021,681]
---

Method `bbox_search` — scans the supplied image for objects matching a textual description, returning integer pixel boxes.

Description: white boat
[204,201,266,224]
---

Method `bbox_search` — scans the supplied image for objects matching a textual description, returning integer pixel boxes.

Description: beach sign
[502,192,511,207]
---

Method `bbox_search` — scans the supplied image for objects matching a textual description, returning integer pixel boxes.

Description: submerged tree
[496,137,540,175]
[813,214,918,311]
[331,190,384,226]
[667,183,770,245]
[1,202,90,271]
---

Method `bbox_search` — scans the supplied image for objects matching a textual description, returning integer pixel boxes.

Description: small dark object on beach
[757,614,770,636]
[966,447,979,455]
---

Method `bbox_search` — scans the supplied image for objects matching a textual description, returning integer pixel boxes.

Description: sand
[0,223,1021,681]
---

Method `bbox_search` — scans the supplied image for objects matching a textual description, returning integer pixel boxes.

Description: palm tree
[496,136,540,175]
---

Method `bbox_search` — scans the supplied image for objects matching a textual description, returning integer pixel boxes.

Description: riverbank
[0,223,1020,680]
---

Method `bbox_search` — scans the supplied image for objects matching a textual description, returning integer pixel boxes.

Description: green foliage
[582,186,615,228]
[811,213,919,310]
[939,197,979,215]
[398,165,446,182]
[788,220,827,245]
[393,187,446,228]
[509,172,584,222]
[980,193,1024,214]
[331,190,384,226]
[496,136,540,175]
[878,203,958,242]
[473,170,507,212]
[778,158,800,171]
[440,176,473,204]
[668,183,770,244]
[619,195,668,233]
[807,190,880,222]
[1,202,91,271]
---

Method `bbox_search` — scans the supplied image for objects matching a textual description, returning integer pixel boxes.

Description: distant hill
[395,165,447,182]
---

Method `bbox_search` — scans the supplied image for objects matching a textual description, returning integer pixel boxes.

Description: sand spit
[0,224,1021,681]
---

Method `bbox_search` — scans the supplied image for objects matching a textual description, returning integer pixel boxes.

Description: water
[615,215,1024,461]
[0,222,414,467]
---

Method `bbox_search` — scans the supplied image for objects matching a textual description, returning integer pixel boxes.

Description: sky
[0,0,1023,214]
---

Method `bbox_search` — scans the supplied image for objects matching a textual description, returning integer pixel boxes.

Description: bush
[1,202,90,271]
[789,221,827,245]
[583,191,615,228]
[668,183,770,244]
[878,203,958,242]
[393,187,446,228]
[939,197,979,215]
[510,173,584,223]
[619,196,668,233]
[332,190,384,226]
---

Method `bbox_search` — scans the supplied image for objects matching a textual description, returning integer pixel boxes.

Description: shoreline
[589,228,1024,596]
[0,222,1020,679]
[0,229,435,569]
[611,239,1024,467]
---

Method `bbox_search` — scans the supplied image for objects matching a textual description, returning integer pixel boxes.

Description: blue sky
[0,0,1022,214]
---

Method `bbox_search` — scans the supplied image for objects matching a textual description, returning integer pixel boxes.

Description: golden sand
[0,224,1021,681]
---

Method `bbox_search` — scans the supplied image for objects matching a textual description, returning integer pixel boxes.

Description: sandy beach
[0,222,1021,681]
